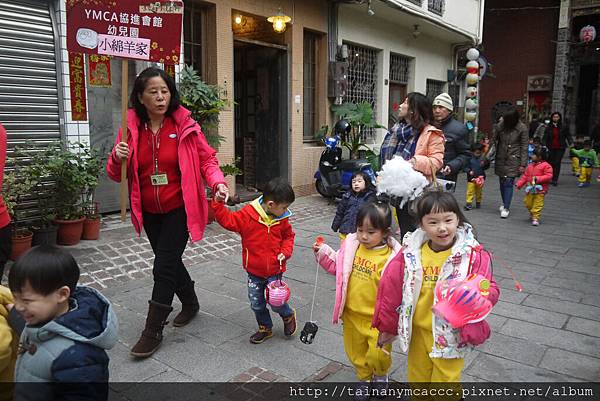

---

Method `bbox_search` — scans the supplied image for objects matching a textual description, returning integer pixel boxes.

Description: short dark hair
[356,200,392,231]
[583,139,592,147]
[130,67,180,124]
[407,92,433,133]
[414,191,470,228]
[471,143,484,152]
[533,146,548,161]
[9,245,80,295]
[502,107,520,131]
[262,178,295,204]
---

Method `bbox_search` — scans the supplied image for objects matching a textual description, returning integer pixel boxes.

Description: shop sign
[527,75,553,92]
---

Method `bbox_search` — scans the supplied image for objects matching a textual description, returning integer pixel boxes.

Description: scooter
[314,120,376,199]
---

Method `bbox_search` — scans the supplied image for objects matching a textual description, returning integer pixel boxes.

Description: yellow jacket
[0,285,17,400]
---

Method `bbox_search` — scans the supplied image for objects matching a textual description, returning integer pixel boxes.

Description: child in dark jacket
[463,143,487,210]
[212,178,296,344]
[331,171,376,239]
[9,245,118,401]
[516,147,553,226]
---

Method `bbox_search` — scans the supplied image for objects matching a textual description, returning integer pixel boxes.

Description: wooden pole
[119,59,129,222]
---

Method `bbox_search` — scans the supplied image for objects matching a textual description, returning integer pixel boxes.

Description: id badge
[150,173,168,186]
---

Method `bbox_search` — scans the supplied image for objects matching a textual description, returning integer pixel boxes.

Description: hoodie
[14,286,118,401]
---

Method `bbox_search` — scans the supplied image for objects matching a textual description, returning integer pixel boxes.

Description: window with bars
[426,79,446,100]
[303,31,319,142]
[344,43,378,138]
[428,0,445,16]
[448,84,460,112]
[389,53,410,84]
[183,2,206,75]
[407,0,423,6]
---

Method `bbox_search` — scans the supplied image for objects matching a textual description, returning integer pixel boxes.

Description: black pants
[0,224,11,281]
[548,148,565,184]
[143,207,192,306]
[395,202,416,239]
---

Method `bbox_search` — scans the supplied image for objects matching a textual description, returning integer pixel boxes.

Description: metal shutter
[0,0,61,148]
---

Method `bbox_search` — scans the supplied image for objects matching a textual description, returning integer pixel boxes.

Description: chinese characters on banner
[68,52,87,121]
[88,54,112,87]
[66,0,183,63]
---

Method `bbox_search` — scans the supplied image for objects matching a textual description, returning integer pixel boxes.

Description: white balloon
[466,48,480,61]
[465,111,477,121]
[466,60,479,69]
[465,98,478,110]
[466,73,479,85]
[466,86,478,98]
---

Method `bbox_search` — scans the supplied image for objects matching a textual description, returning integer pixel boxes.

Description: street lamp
[267,8,291,33]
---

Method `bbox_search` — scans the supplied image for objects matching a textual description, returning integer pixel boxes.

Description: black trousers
[395,202,416,239]
[143,207,192,306]
[0,224,11,281]
[548,148,565,183]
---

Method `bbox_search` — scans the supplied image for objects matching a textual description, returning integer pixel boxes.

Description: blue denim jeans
[247,273,293,328]
[499,176,515,210]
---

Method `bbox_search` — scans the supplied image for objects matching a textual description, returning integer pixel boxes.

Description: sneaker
[583,182,591,187]
[532,219,539,226]
[464,204,473,211]
[249,325,273,344]
[354,381,370,401]
[371,374,389,399]
[575,173,580,177]
[282,309,297,337]
[551,181,558,186]
[475,202,481,209]
[499,205,505,212]
[500,209,510,218]
[578,182,585,188]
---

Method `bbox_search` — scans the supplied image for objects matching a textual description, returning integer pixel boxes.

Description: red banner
[69,52,87,121]
[66,0,183,63]
[88,54,112,87]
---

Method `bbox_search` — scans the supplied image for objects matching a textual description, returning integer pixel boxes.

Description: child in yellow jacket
[0,285,17,401]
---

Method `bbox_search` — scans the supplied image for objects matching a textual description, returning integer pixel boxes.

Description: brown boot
[282,309,297,337]
[249,325,273,344]
[130,300,173,358]
[173,281,200,327]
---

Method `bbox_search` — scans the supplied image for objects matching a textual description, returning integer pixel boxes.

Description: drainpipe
[328,1,340,62]
[477,0,486,45]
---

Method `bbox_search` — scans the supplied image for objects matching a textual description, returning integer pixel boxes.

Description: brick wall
[479,0,560,135]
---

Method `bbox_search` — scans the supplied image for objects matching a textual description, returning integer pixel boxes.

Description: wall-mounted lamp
[412,24,421,39]
[267,8,291,33]
[234,15,243,24]
[367,0,375,16]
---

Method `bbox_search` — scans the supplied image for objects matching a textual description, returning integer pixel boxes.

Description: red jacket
[0,124,10,229]
[212,198,295,278]
[516,161,553,194]
[106,107,225,242]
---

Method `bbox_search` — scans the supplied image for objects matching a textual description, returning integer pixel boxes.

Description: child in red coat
[212,178,296,344]
[516,147,553,226]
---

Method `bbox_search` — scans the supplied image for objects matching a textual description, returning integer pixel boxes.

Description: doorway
[234,41,288,191]
[577,63,599,136]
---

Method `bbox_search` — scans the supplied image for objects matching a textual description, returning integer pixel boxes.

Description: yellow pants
[408,327,464,401]
[579,167,592,183]
[524,193,545,220]
[465,182,483,204]
[342,311,392,381]
[571,157,580,174]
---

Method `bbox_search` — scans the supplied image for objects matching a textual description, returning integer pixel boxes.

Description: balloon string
[309,236,324,323]
[489,251,523,292]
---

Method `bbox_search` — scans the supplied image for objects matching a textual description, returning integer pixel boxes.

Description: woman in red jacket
[106,68,228,358]
[0,124,11,280]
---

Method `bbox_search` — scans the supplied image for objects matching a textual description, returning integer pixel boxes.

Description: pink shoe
[531,219,539,226]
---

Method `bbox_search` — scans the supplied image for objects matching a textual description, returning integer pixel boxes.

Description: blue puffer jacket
[331,189,376,235]
[14,286,118,401]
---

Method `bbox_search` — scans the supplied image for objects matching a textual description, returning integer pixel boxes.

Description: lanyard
[147,122,163,174]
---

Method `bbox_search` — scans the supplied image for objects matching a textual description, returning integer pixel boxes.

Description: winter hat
[433,93,453,112]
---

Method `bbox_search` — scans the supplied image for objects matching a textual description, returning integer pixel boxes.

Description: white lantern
[465,98,478,110]
[466,73,479,85]
[466,86,478,98]
[466,48,480,61]
[466,60,479,74]
[465,111,477,122]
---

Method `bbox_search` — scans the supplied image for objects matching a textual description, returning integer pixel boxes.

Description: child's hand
[377,332,397,348]
[277,253,286,262]
[469,170,474,176]
[6,303,13,311]
[313,236,325,252]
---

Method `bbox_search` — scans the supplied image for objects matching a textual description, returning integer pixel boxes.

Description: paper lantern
[465,98,477,110]
[466,73,479,85]
[466,48,480,61]
[466,86,478,98]
[465,111,477,122]
[466,60,479,74]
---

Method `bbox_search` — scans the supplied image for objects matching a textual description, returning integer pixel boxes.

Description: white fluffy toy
[376,156,429,208]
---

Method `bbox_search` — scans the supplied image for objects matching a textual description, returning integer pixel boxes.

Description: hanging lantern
[267,8,292,33]
[466,73,479,85]
[466,86,478,98]
[466,48,480,61]
[465,98,478,110]
[465,111,477,122]
[466,60,479,74]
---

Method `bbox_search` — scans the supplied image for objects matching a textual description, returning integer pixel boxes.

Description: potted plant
[330,101,384,160]
[3,171,35,260]
[80,145,105,240]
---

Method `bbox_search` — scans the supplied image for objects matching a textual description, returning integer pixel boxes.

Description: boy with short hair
[570,140,599,187]
[8,245,118,401]
[212,177,296,344]
[463,142,487,210]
